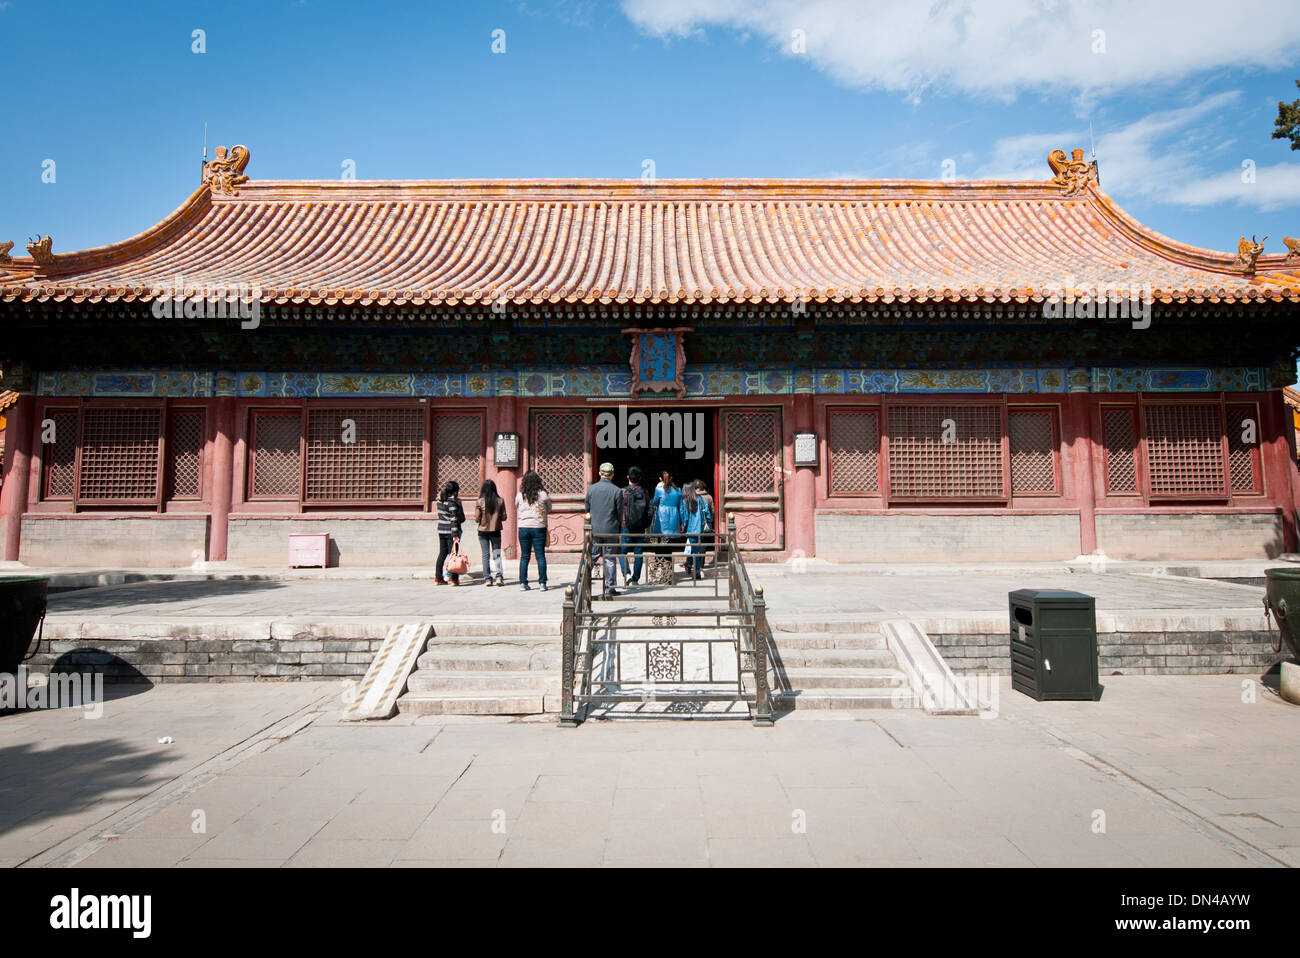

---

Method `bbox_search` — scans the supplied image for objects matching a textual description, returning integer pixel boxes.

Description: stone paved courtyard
[39,562,1268,622]
[3,673,1297,868]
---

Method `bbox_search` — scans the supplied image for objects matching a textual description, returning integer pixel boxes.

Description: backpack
[623,485,650,532]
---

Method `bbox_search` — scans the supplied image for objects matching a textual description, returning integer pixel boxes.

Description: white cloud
[976,91,1300,212]
[620,0,1300,99]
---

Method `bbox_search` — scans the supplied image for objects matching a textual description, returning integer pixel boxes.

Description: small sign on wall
[494,432,520,468]
[794,431,818,467]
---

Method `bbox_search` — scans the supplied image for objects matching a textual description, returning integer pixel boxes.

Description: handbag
[445,536,471,575]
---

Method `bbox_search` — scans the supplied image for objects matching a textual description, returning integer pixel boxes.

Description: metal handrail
[561,513,773,727]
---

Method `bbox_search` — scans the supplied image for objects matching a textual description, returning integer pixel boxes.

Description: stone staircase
[397,619,560,716]
[394,615,923,717]
[767,621,917,710]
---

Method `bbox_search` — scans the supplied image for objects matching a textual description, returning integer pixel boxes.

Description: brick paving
[3,675,1298,868]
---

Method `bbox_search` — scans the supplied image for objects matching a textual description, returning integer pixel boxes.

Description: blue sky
[0,0,1297,254]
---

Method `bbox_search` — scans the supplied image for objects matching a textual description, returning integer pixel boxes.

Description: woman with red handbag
[435,481,467,585]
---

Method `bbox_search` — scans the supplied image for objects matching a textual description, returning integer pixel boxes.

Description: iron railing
[560,516,773,726]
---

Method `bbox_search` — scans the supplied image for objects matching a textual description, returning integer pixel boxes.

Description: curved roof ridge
[1084,184,1291,276]
[3,168,1296,307]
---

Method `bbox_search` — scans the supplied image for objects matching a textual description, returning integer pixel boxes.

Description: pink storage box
[288,533,330,568]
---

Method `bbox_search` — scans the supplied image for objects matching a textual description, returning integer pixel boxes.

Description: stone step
[406,670,555,693]
[768,632,889,651]
[416,647,559,671]
[774,648,896,668]
[429,621,561,637]
[781,667,907,689]
[772,687,908,710]
[398,691,550,715]
[771,621,885,636]
[422,634,560,651]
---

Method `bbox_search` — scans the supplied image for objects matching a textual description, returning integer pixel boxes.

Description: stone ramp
[342,622,431,721]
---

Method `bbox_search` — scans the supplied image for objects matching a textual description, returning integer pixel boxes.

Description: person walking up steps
[474,479,507,587]
[516,469,551,591]
[435,481,465,585]
[680,479,713,580]
[585,462,622,598]
[619,465,650,587]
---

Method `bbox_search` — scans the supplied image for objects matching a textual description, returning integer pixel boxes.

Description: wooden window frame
[882,396,1010,504]
[1007,403,1063,498]
[826,405,881,497]
[301,402,428,508]
[72,400,166,509]
[1138,396,1231,502]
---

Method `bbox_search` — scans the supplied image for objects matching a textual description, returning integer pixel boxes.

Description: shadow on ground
[47,578,288,613]
[0,734,172,841]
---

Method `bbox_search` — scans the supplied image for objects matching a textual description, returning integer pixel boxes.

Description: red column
[1066,392,1098,556]
[0,396,34,562]
[207,397,235,562]
[497,395,519,559]
[1263,390,1298,553]
[790,391,816,558]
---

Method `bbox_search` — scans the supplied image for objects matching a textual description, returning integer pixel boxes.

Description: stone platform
[15,560,1284,693]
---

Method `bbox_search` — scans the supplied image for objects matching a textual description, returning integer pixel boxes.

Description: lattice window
[887,404,1003,499]
[1226,403,1260,494]
[78,407,162,502]
[533,412,586,495]
[250,412,302,499]
[42,408,80,499]
[1009,407,1058,495]
[304,407,424,502]
[828,409,879,494]
[1102,406,1138,494]
[432,413,483,497]
[726,411,778,494]
[167,411,204,499]
[1143,403,1227,497]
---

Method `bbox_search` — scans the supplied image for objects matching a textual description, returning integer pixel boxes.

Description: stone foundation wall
[1097,512,1284,561]
[815,512,1079,562]
[931,630,1278,675]
[20,516,210,567]
[226,516,479,568]
[27,622,390,683]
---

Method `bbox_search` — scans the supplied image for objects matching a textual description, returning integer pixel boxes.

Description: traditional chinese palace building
[1,147,1298,567]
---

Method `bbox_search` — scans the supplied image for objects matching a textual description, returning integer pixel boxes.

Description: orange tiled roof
[2,154,1298,308]
[0,391,17,413]
[1284,386,1300,409]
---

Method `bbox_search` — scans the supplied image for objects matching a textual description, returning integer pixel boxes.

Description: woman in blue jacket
[650,470,683,558]
[679,481,713,579]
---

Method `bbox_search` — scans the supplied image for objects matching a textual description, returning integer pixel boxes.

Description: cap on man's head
[599,462,615,476]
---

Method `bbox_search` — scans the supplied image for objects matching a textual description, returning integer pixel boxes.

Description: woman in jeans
[515,470,551,591]
[679,480,713,579]
[435,481,465,585]
[474,479,507,587]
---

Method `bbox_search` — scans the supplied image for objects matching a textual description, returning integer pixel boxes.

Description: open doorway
[593,405,718,499]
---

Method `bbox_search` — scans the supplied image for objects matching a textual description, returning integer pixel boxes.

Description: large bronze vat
[0,575,47,674]
[1263,567,1300,660]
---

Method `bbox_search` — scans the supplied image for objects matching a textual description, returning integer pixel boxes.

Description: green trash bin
[1009,589,1099,701]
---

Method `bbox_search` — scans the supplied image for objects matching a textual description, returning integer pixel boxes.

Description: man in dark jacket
[585,462,622,597]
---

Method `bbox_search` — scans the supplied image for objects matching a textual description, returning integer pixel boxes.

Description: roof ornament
[0,241,13,265]
[1233,235,1267,275]
[202,144,251,196]
[1047,148,1098,196]
[26,235,54,265]
[1285,236,1300,263]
